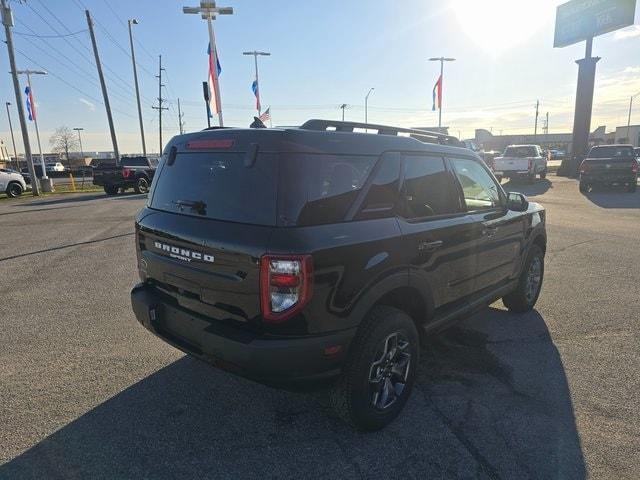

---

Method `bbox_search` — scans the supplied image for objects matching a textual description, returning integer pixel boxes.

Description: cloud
[79,98,95,111]
[614,26,640,40]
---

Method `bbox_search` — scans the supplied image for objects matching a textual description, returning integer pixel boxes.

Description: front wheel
[503,244,544,313]
[6,182,23,198]
[331,306,419,431]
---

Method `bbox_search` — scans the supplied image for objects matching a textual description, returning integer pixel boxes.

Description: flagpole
[438,59,443,129]
[20,71,47,180]
[206,14,223,127]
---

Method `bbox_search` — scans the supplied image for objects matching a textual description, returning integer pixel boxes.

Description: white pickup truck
[492,145,548,183]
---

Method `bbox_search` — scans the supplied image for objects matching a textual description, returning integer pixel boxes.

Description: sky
[1,0,640,155]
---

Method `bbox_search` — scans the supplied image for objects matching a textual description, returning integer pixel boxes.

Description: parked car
[549,149,566,160]
[92,156,158,195]
[0,168,28,197]
[130,120,547,430]
[579,144,638,193]
[492,145,548,183]
[45,162,65,173]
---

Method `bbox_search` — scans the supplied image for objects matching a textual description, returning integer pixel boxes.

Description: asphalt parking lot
[1,176,639,479]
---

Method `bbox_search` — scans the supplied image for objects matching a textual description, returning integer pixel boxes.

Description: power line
[14,29,87,38]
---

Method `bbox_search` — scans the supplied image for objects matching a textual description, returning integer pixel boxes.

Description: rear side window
[356,154,401,220]
[278,154,376,226]
[150,152,278,225]
[400,156,458,218]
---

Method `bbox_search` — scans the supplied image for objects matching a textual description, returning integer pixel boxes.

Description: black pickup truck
[579,145,638,193]
[93,156,158,195]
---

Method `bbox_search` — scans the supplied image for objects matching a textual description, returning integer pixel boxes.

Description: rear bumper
[493,169,531,177]
[131,283,355,384]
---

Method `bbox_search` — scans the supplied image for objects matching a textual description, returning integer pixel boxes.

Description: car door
[448,156,526,291]
[396,153,479,309]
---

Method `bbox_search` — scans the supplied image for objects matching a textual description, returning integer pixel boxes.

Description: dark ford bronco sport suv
[131,120,546,430]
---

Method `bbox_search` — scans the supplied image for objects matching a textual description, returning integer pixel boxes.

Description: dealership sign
[554,0,637,47]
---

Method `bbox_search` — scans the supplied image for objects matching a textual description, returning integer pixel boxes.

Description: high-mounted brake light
[260,255,313,323]
[186,139,235,149]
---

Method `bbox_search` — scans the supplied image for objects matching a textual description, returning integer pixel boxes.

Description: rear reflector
[186,139,234,149]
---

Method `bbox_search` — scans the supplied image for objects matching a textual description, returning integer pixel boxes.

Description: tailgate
[92,166,121,186]
[137,210,273,329]
[493,157,529,171]
[583,159,635,174]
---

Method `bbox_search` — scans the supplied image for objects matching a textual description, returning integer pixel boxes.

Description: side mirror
[507,192,529,212]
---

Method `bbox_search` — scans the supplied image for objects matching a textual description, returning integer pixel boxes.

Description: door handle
[483,225,498,237]
[418,240,443,252]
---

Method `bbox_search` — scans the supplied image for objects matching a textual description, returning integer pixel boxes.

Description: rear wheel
[134,177,149,194]
[331,306,419,431]
[503,245,544,313]
[6,181,23,198]
[104,184,118,195]
[579,181,589,193]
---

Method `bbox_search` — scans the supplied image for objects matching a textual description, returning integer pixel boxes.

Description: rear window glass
[122,157,149,167]
[278,154,376,226]
[150,152,278,226]
[504,146,537,157]
[589,146,634,158]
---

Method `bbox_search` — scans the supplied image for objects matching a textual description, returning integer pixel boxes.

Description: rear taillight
[579,161,589,174]
[632,162,638,174]
[260,255,313,323]
[122,168,132,178]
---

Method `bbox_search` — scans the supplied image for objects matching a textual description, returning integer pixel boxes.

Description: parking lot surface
[1,177,639,479]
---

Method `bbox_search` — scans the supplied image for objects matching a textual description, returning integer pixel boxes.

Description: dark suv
[131,120,546,430]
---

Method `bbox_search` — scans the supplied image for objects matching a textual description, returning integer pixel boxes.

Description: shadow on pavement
[1,308,586,479]
[502,178,552,197]
[15,192,147,208]
[583,186,640,209]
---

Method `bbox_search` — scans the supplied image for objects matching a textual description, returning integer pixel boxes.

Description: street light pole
[428,57,456,129]
[340,103,347,121]
[243,50,270,117]
[183,1,233,128]
[16,70,48,183]
[365,88,374,127]
[73,127,84,159]
[5,102,18,170]
[128,19,146,157]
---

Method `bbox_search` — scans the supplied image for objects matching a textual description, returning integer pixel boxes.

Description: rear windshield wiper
[172,199,207,215]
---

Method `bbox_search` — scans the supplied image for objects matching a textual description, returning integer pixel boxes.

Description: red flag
[432,75,442,111]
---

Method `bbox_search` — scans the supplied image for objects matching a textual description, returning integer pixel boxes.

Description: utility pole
[5,102,18,170]
[2,0,40,195]
[429,57,456,129]
[86,10,119,162]
[128,18,146,157]
[626,96,633,142]
[73,127,84,159]
[242,50,270,117]
[365,88,374,126]
[340,103,347,121]
[534,100,540,138]
[152,55,168,154]
[183,2,233,128]
[177,98,185,134]
[545,112,549,135]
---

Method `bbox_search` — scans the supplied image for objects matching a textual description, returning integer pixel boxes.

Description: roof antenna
[250,116,266,129]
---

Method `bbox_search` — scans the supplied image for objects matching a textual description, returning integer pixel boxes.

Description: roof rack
[299,119,461,146]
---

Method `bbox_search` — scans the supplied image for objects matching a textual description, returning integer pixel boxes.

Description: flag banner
[259,106,271,122]
[207,42,222,115]
[432,75,442,111]
[251,80,261,112]
[25,86,36,121]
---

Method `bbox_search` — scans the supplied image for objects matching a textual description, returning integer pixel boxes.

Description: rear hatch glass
[504,146,537,157]
[150,152,279,226]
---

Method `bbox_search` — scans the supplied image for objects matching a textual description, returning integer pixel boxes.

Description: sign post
[554,0,637,176]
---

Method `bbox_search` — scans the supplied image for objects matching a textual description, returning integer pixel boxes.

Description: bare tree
[49,126,79,169]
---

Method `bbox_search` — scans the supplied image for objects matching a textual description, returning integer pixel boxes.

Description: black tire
[627,183,637,193]
[6,181,23,198]
[104,184,119,195]
[331,306,419,431]
[579,181,588,193]
[503,244,544,313]
[134,176,149,194]
[540,170,547,179]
